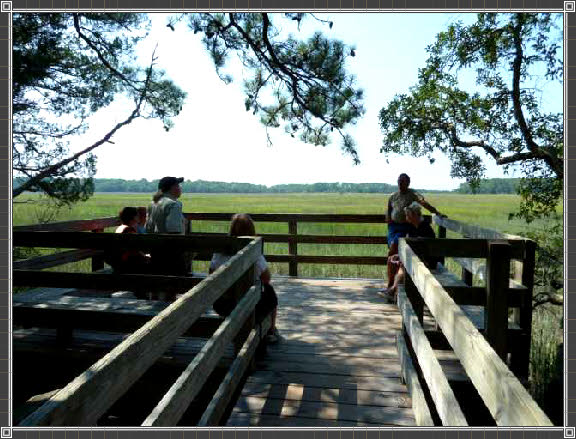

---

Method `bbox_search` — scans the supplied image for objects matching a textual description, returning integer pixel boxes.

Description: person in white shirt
[209,214,280,344]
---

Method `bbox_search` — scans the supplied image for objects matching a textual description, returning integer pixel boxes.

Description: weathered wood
[397,287,467,426]
[396,331,434,426]
[266,255,388,265]
[177,231,387,245]
[19,237,262,426]
[13,270,205,291]
[14,217,119,232]
[91,228,105,271]
[405,238,525,259]
[241,381,411,408]
[509,240,536,379]
[14,231,253,253]
[246,370,407,393]
[142,286,260,426]
[227,412,399,427]
[13,287,76,303]
[184,212,388,223]
[288,220,298,277]
[485,242,511,360]
[433,269,525,307]
[14,249,102,270]
[13,295,224,338]
[453,258,486,280]
[198,328,260,426]
[230,395,415,426]
[433,216,527,241]
[399,240,552,426]
[13,328,235,370]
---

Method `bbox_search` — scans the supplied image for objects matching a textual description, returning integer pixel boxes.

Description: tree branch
[73,14,139,91]
[13,58,155,198]
[511,14,563,178]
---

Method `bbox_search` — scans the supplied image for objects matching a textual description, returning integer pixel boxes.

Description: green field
[13,192,564,421]
[14,192,554,278]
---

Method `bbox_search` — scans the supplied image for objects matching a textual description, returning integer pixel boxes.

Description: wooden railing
[396,230,549,426]
[185,212,392,276]
[14,212,394,277]
[13,231,269,426]
[433,216,536,379]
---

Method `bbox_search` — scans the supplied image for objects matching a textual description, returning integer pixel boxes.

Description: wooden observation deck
[11,213,553,427]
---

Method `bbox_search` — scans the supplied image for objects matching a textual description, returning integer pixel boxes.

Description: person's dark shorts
[214,283,278,323]
[387,222,416,246]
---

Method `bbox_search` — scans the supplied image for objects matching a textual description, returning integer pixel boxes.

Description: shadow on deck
[227,276,416,427]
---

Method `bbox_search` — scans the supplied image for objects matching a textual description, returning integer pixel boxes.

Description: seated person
[136,206,147,234]
[380,202,440,303]
[209,213,280,344]
[106,207,151,274]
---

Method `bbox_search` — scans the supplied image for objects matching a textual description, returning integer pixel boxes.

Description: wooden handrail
[184,212,389,223]
[14,231,253,253]
[19,237,263,426]
[432,214,536,380]
[142,285,260,426]
[14,217,119,232]
[399,239,552,426]
[433,215,529,241]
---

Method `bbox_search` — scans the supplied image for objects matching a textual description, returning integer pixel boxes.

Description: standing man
[380,173,444,297]
[146,177,190,282]
[146,177,186,235]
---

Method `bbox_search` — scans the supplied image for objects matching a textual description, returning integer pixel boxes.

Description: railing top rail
[433,215,533,242]
[14,217,119,232]
[184,212,389,223]
[399,239,551,426]
[19,236,263,426]
[13,231,254,254]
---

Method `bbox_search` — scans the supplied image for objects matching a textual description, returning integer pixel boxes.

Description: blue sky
[73,13,563,190]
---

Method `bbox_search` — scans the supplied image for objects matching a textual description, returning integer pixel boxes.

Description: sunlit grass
[13,191,564,421]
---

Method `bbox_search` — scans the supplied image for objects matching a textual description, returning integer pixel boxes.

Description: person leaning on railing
[209,214,281,344]
[381,173,444,296]
[380,202,442,303]
[145,176,191,283]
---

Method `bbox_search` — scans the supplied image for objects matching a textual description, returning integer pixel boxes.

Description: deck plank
[227,277,415,427]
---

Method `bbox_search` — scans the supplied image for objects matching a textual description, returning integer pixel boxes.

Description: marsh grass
[13,192,564,420]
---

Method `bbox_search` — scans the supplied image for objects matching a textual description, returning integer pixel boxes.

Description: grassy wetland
[13,192,564,422]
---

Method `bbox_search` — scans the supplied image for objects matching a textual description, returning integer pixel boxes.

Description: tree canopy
[13,13,187,203]
[13,13,365,204]
[378,13,563,221]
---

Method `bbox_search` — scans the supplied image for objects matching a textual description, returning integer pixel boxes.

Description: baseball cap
[158,176,184,192]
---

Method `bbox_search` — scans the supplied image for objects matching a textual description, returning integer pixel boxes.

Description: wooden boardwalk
[227,277,416,427]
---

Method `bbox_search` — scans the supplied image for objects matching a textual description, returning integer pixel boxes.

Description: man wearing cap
[146,177,190,283]
[146,177,186,234]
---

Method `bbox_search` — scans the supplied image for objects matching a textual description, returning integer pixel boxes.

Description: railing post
[485,241,510,361]
[288,220,298,277]
[91,228,105,272]
[509,240,536,379]
[437,218,446,267]
[405,274,424,325]
[461,267,473,286]
[233,257,257,356]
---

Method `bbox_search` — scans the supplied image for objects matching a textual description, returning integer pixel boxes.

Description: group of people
[110,176,280,343]
[108,172,445,343]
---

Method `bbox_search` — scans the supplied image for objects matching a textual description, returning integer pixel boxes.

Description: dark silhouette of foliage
[379,13,562,221]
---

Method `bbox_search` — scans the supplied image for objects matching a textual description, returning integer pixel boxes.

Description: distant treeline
[88,179,453,193]
[13,177,521,194]
[454,178,521,194]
